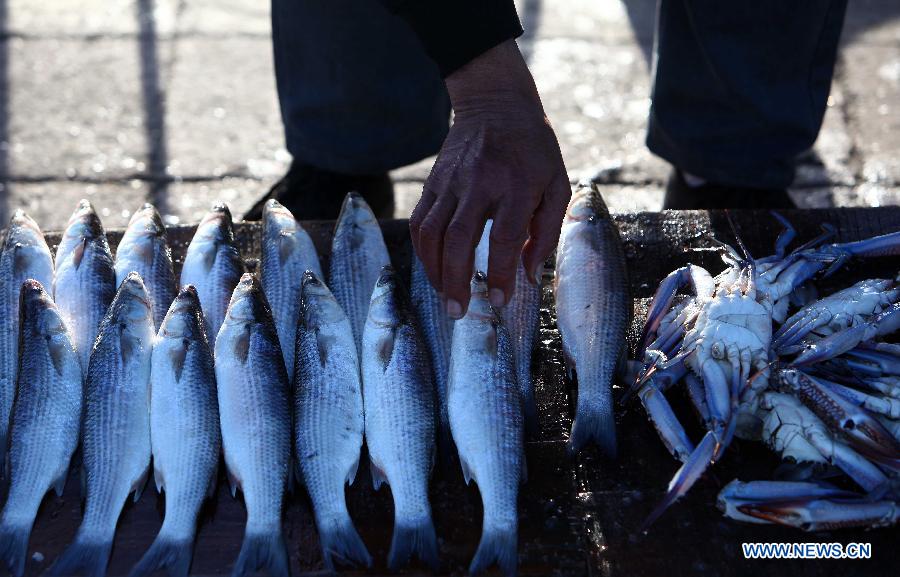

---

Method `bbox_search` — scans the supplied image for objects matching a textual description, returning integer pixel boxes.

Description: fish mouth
[9,210,41,234]
[130,204,165,233]
[376,265,396,287]
[301,270,322,288]
[20,278,47,295]
[262,199,292,219]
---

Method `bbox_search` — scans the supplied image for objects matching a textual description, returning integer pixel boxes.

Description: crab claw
[728,494,900,531]
[639,430,719,533]
[847,343,900,376]
[639,379,695,463]
[717,480,858,524]
[810,229,900,277]
[639,265,714,357]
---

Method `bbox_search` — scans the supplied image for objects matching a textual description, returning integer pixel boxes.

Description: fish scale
[215,274,290,577]
[0,280,81,577]
[53,200,116,372]
[130,285,220,577]
[329,193,391,354]
[475,220,542,433]
[261,199,322,379]
[293,271,370,571]
[554,185,630,456]
[50,272,154,577]
[448,272,524,577]
[114,203,177,331]
[0,211,54,475]
[362,266,438,571]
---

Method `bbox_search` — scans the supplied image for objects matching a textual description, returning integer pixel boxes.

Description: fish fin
[169,339,189,382]
[154,464,165,494]
[128,535,193,577]
[48,537,113,577]
[370,460,388,491]
[317,513,372,570]
[346,455,360,486]
[52,468,68,497]
[234,326,251,365]
[132,465,150,502]
[387,516,439,572]
[227,469,241,498]
[567,403,617,459]
[376,332,395,371]
[316,333,335,368]
[469,523,518,577]
[459,455,475,485]
[232,529,289,577]
[120,330,140,367]
[0,522,32,577]
[47,337,68,377]
[72,237,88,270]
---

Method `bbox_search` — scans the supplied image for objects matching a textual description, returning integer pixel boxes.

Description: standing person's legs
[647,0,848,208]
[247,0,451,219]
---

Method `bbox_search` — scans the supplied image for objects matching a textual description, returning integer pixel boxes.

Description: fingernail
[489,288,505,308]
[446,299,462,319]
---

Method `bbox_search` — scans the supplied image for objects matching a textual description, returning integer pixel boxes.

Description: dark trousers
[272,0,847,188]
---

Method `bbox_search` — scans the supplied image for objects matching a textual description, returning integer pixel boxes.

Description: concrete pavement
[1,0,900,230]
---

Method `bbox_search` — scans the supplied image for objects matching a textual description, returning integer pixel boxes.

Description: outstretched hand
[410,40,571,319]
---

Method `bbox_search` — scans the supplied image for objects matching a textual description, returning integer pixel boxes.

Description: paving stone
[159,177,269,225]
[524,0,655,44]
[6,38,148,179]
[5,180,149,231]
[393,179,424,219]
[6,0,177,36]
[842,0,900,47]
[595,183,662,212]
[179,0,270,36]
[841,43,900,186]
[165,37,288,180]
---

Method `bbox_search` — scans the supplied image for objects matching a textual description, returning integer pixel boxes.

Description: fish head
[193,203,235,245]
[112,272,153,326]
[262,199,297,234]
[20,279,66,337]
[565,186,610,224]
[160,285,204,341]
[62,199,105,244]
[125,203,166,239]
[224,273,271,325]
[464,270,499,323]
[299,271,344,329]
[3,210,51,270]
[334,192,379,249]
[367,265,408,329]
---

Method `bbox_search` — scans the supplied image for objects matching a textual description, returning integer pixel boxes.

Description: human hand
[410,39,571,319]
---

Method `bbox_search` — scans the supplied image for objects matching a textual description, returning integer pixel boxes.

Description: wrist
[445,40,544,118]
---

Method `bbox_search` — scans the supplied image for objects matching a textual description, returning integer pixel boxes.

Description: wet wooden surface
[19,208,900,576]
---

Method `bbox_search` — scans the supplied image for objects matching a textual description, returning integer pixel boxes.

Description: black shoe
[244,161,394,221]
[662,168,797,210]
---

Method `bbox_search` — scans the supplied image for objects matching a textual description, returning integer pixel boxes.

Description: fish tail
[232,529,289,577]
[48,536,113,577]
[387,515,438,572]
[469,523,517,577]
[317,513,372,570]
[568,393,617,458]
[128,533,193,577]
[0,522,32,577]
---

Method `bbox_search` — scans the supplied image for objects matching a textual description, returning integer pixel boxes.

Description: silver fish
[0,280,81,577]
[115,203,176,331]
[130,285,221,577]
[293,271,369,571]
[50,272,154,577]
[361,265,438,571]
[329,192,391,354]
[0,211,54,472]
[449,272,524,577]
[53,199,116,372]
[180,204,244,349]
[409,253,454,455]
[554,185,629,456]
[261,199,322,379]
[215,274,290,577]
[475,220,541,432]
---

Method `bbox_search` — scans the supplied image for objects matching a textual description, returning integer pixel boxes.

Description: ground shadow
[0,0,9,224]
[137,0,170,216]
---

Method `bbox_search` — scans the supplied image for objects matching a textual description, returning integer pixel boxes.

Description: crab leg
[717,480,857,524]
[824,380,900,419]
[845,345,900,375]
[794,302,900,365]
[639,379,695,462]
[684,372,710,422]
[639,265,714,357]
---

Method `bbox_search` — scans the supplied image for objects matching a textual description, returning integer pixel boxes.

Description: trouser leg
[271,0,451,174]
[647,0,848,189]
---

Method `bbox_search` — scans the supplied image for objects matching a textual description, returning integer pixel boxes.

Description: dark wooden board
[15,208,900,576]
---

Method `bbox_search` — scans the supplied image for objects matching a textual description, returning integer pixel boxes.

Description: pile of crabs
[628,213,900,532]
